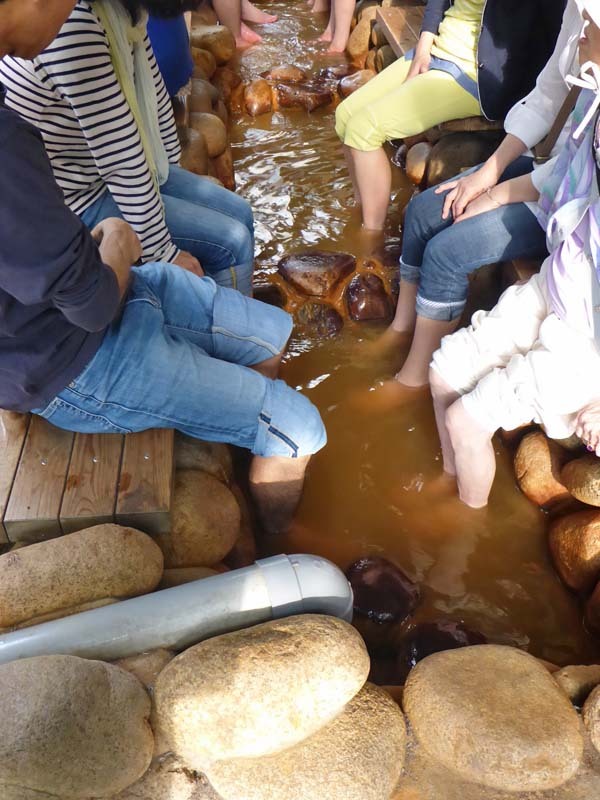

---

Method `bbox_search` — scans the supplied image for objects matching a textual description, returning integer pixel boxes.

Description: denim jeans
[80,165,255,296]
[34,264,326,459]
[400,157,549,321]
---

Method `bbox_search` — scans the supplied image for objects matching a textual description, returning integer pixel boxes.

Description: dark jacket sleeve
[421,0,452,34]
[0,115,120,332]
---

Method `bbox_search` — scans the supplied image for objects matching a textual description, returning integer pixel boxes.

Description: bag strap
[533,86,581,163]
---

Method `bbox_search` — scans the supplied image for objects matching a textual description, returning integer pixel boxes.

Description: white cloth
[431,261,600,438]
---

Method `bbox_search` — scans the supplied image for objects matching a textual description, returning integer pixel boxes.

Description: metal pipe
[0,554,353,664]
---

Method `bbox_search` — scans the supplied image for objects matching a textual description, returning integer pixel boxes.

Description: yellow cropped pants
[335,57,481,151]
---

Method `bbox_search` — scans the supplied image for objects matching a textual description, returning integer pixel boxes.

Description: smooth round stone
[346,556,420,625]
[562,455,600,506]
[111,755,221,800]
[190,25,235,65]
[405,142,432,186]
[278,251,355,297]
[549,509,600,592]
[244,79,273,117]
[345,273,393,322]
[394,621,487,684]
[583,685,600,754]
[338,69,376,98]
[191,47,216,79]
[189,112,227,157]
[554,665,600,707]
[180,129,209,176]
[114,649,175,693]
[153,615,370,767]
[205,684,407,800]
[426,132,502,187]
[515,431,571,508]
[174,432,233,483]
[346,16,372,62]
[318,64,356,80]
[261,64,308,83]
[296,302,344,337]
[274,82,333,112]
[404,645,584,792]
[211,67,241,103]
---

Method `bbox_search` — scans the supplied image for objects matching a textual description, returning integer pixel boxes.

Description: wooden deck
[375,6,424,59]
[0,413,174,544]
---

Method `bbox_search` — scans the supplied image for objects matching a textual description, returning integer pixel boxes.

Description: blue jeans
[34,264,326,458]
[400,157,548,321]
[80,165,255,296]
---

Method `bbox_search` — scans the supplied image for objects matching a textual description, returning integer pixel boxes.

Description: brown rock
[562,455,600,506]
[405,142,432,186]
[555,665,600,706]
[356,1,379,22]
[191,25,235,65]
[375,45,396,73]
[214,98,228,126]
[229,81,246,114]
[174,432,233,482]
[115,649,175,693]
[189,112,227,157]
[426,132,503,187]
[159,470,240,568]
[191,78,218,111]
[223,485,257,569]
[278,250,355,297]
[346,273,393,321]
[159,566,219,589]
[515,431,572,508]
[0,597,119,634]
[0,524,163,628]
[583,685,600,754]
[154,615,370,766]
[318,64,356,80]
[585,582,600,634]
[191,47,216,79]
[338,69,376,98]
[180,129,210,176]
[0,655,153,798]
[365,49,377,72]
[347,556,420,625]
[549,509,600,592]
[296,301,344,337]
[212,66,242,104]
[212,145,236,191]
[206,684,407,800]
[244,78,273,116]
[347,16,373,64]
[111,754,221,800]
[274,82,333,112]
[261,64,308,83]
[192,5,219,26]
[404,645,584,792]
[370,21,387,48]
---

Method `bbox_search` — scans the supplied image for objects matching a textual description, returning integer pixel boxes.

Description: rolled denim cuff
[399,257,420,284]
[415,293,466,322]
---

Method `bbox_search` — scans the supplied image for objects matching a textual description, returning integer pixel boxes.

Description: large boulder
[403,645,584,792]
[515,431,571,508]
[549,509,600,592]
[0,524,163,628]
[554,665,600,706]
[583,685,600,754]
[0,655,153,798]
[244,79,273,117]
[154,615,370,767]
[158,470,240,568]
[278,251,355,297]
[346,273,393,322]
[205,684,407,800]
[190,25,235,65]
[174,433,233,483]
[562,455,600,506]
[111,755,220,800]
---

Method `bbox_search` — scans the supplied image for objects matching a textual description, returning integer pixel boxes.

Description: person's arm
[406,32,435,80]
[144,31,182,165]
[0,118,121,331]
[420,0,451,36]
[453,173,539,224]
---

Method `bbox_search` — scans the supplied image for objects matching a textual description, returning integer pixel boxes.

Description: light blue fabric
[405,47,479,101]
[33,264,326,458]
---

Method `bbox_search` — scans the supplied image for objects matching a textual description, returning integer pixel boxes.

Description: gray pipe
[0,554,353,664]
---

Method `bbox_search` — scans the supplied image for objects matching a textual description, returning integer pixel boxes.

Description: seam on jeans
[230,267,237,290]
[259,413,299,458]
[211,326,281,356]
[51,397,132,434]
[172,238,236,260]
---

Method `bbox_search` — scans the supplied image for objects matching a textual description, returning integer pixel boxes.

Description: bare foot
[242,1,278,23]
[348,378,429,414]
[326,39,347,53]
[360,327,412,370]
[237,23,263,47]
[317,27,333,42]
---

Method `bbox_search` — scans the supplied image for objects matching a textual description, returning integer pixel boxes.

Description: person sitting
[0,0,326,535]
[147,11,194,98]
[316,0,355,54]
[211,0,277,48]
[381,0,583,390]
[429,8,600,509]
[0,0,255,296]
[335,0,566,231]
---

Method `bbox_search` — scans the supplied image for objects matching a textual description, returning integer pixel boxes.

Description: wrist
[485,187,502,208]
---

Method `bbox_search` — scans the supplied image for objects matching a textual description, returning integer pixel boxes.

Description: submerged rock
[562,455,600,506]
[338,69,376,98]
[253,283,287,308]
[278,251,355,297]
[515,431,571,508]
[244,78,273,117]
[274,82,333,112]
[261,64,308,83]
[404,645,584,792]
[345,273,393,322]
[318,64,356,80]
[346,556,420,625]
[549,509,600,592]
[296,302,344,337]
[394,621,487,684]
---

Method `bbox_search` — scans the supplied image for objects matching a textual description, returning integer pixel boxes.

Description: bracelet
[485,187,501,207]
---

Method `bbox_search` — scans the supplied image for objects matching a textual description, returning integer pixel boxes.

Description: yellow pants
[335,57,481,151]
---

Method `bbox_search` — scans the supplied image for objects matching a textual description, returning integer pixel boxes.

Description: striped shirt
[0,1,181,263]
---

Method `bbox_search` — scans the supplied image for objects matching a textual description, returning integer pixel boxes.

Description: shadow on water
[230,0,600,665]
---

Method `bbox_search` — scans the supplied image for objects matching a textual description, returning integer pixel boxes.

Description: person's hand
[453,189,501,224]
[436,162,498,220]
[575,401,600,455]
[172,250,205,277]
[92,218,142,298]
[406,52,431,81]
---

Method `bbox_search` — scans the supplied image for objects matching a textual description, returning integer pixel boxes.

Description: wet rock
[212,145,236,191]
[338,69,376,98]
[115,649,175,693]
[426,132,503,188]
[189,112,227,157]
[205,684,407,800]
[404,645,584,792]
[346,273,393,322]
[174,432,233,483]
[158,470,240,568]
[375,45,396,73]
[159,566,219,589]
[253,283,287,307]
[0,655,153,798]
[585,582,600,634]
[405,142,432,186]
[278,251,355,297]
[244,78,273,116]
[190,85,213,114]
[214,98,229,126]
[515,431,572,508]
[318,64,356,80]
[296,302,344,337]
[211,66,242,104]
[583,685,600,754]
[0,524,163,629]
[275,81,333,112]
[549,509,600,592]
[229,82,246,114]
[180,129,210,176]
[112,754,221,800]
[554,665,600,706]
[347,16,374,65]
[190,25,235,65]
[562,455,600,506]
[154,615,370,766]
[346,556,420,626]
[191,47,216,79]
[394,621,487,684]
[261,64,308,83]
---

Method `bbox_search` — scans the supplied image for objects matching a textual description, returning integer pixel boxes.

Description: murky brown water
[230,1,600,666]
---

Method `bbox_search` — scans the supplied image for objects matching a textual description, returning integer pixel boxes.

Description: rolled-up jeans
[400,157,548,321]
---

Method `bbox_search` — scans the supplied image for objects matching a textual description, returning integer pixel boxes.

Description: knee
[226,220,254,264]
[266,383,327,458]
[445,398,490,445]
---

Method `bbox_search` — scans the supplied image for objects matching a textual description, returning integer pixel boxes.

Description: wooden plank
[4,416,74,542]
[0,411,30,543]
[116,429,174,535]
[376,7,420,58]
[60,432,124,534]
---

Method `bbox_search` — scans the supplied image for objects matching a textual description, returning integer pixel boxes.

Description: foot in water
[242,1,278,24]
[326,40,346,53]
[316,26,333,42]
[236,22,263,47]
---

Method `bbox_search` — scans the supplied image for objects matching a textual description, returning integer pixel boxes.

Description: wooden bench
[0,413,174,545]
[375,5,423,58]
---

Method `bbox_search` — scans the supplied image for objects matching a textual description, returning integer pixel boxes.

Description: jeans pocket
[36,396,132,434]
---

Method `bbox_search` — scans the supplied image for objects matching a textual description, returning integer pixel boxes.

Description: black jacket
[422,0,567,120]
